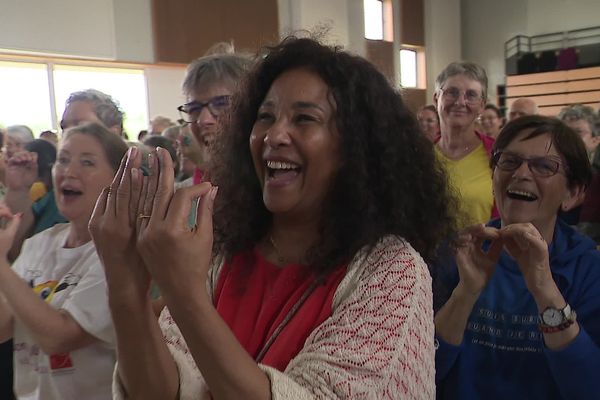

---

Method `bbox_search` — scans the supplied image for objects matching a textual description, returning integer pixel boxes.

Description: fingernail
[210,186,219,201]
[128,146,137,160]
[147,153,153,170]
[16,212,24,218]
[131,168,139,181]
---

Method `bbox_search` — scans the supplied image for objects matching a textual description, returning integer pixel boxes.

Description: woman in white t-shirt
[0,122,128,400]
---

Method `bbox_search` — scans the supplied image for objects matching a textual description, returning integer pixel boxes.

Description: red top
[193,167,204,184]
[213,250,347,371]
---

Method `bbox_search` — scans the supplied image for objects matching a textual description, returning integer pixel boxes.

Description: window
[399,47,426,89]
[53,65,148,138]
[399,49,417,88]
[0,61,53,134]
[0,59,148,139]
[364,0,384,40]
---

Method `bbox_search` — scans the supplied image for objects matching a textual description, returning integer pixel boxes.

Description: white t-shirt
[11,223,116,400]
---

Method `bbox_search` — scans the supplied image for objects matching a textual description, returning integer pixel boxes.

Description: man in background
[508,97,538,121]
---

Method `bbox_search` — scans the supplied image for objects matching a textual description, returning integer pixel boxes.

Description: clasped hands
[455,222,556,301]
[89,146,218,304]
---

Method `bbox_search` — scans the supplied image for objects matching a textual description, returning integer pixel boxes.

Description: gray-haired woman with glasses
[434,115,600,399]
[433,62,498,228]
[176,46,253,184]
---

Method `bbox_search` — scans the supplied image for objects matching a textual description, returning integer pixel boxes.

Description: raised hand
[89,146,150,303]
[500,223,554,300]
[455,224,503,297]
[6,151,38,191]
[136,147,216,299]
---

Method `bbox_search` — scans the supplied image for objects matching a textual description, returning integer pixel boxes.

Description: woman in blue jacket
[435,115,599,399]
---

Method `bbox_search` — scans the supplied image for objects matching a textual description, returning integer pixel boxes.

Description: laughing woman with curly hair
[90,37,458,399]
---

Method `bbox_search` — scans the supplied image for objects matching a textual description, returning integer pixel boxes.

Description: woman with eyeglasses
[434,115,600,399]
[433,62,498,228]
[176,45,253,185]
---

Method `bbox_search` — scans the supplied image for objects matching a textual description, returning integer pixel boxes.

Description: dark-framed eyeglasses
[439,87,482,106]
[177,95,231,124]
[492,151,565,177]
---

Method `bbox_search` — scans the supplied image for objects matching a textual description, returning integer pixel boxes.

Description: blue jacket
[435,219,600,400]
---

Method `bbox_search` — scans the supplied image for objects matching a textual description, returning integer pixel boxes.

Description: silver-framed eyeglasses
[177,95,231,124]
[492,151,565,177]
[439,87,482,106]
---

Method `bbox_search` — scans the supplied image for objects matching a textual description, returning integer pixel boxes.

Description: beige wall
[145,65,187,123]
[2,0,598,119]
[277,0,365,56]
[460,0,600,104]
[424,0,462,102]
[0,0,153,62]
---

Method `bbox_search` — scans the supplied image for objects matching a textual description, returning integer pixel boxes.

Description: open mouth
[61,188,83,197]
[266,160,301,180]
[506,189,538,202]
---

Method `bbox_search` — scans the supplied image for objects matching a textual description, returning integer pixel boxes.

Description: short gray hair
[182,53,253,97]
[435,61,488,102]
[558,104,598,136]
[65,89,124,132]
[6,125,35,143]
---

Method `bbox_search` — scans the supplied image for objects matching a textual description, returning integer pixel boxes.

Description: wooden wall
[152,0,279,64]
[400,0,424,46]
[366,40,395,83]
[506,66,600,116]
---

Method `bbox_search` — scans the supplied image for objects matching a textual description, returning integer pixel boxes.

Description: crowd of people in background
[0,34,598,400]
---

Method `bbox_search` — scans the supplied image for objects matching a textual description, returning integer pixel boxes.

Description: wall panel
[152,0,279,64]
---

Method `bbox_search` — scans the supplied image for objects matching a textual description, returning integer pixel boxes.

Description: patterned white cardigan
[114,236,435,399]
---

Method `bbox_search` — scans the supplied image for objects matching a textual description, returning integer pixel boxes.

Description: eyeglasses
[439,87,482,106]
[177,95,231,123]
[492,151,565,177]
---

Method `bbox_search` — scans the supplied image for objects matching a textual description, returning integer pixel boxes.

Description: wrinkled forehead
[505,129,558,157]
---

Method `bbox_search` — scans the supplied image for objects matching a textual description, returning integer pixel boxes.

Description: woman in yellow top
[433,61,498,227]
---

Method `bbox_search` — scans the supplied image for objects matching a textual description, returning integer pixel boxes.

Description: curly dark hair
[210,37,459,276]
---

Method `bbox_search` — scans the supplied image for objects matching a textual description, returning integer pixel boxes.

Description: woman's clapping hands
[90,146,217,304]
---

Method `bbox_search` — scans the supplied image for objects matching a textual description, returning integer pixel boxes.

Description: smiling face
[480,108,502,137]
[417,108,440,141]
[52,133,115,226]
[434,74,484,132]
[493,130,581,238]
[188,83,233,152]
[249,67,341,222]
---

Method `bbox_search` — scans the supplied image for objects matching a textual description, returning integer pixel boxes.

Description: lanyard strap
[255,280,320,363]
